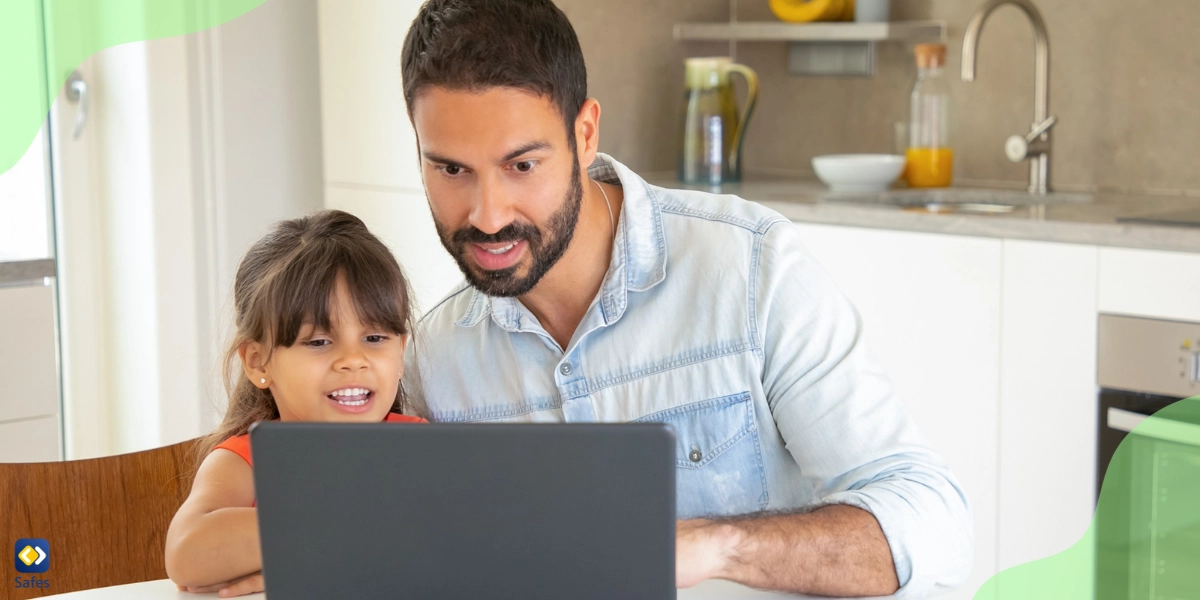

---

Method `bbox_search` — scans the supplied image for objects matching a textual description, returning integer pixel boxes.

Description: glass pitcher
[677,57,759,186]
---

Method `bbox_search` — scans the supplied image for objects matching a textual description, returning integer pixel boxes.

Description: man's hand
[176,571,264,597]
[676,519,741,588]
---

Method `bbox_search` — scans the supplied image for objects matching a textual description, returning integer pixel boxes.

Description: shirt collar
[457,153,667,330]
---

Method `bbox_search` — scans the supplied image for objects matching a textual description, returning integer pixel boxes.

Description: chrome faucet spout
[961,0,1054,194]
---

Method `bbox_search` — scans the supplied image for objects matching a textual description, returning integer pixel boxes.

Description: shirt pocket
[634,391,768,519]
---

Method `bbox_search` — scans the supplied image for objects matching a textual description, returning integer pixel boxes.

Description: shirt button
[689,448,703,463]
[559,362,573,375]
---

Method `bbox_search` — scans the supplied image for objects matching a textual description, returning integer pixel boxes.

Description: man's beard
[434,164,584,298]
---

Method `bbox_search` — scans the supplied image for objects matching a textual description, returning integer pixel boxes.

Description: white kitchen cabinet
[0,416,60,463]
[997,241,1098,586]
[0,283,60,428]
[792,223,1002,600]
[1098,246,1200,323]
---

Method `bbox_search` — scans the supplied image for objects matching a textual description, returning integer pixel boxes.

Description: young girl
[165,210,425,597]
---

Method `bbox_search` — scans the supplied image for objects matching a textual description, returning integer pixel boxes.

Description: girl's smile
[326,386,376,414]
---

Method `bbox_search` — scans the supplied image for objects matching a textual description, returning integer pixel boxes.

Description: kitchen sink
[819,188,1093,215]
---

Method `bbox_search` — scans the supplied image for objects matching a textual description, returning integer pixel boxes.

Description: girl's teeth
[330,388,371,406]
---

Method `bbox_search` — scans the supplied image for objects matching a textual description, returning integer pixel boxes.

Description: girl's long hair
[192,210,416,467]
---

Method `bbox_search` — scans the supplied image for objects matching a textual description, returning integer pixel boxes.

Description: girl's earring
[260,378,267,385]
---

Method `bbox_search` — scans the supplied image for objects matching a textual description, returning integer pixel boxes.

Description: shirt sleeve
[214,434,253,468]
[754,220,973,597]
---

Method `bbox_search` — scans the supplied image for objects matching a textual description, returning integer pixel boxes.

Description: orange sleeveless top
[214,413,427,468]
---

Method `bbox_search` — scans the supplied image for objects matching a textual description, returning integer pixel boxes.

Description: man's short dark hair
[401,0,588,139]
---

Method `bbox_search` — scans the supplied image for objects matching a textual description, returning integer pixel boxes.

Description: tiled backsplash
[562,0,1200,195]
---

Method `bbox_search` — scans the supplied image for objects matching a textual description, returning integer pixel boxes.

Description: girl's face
[242,276,406,423]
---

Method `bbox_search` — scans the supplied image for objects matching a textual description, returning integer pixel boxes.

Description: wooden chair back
[1,440,196,599]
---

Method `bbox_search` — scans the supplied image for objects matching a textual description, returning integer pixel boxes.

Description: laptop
[250,421,677,599]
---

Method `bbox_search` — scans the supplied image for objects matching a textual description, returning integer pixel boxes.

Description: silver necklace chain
[593,180,614,235]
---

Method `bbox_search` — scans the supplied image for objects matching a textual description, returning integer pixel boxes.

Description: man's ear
[574,98,602,168]
[239,341,271,389]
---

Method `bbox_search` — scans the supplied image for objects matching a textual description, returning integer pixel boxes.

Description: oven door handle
[1107,408,1148,433]
[1108,407,1200,446]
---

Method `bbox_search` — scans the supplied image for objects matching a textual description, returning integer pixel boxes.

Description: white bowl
[812,154,906,193]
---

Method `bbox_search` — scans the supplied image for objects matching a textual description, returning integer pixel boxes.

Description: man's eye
[443,165,462,176]
[514,160,535,173]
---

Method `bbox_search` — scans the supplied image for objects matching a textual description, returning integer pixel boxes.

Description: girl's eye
[305,339,330,348]
[365,335,389,343]
[514,160,536,173]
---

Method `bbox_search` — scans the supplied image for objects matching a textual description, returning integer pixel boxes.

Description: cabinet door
[792,223,1002,600]
[998,240,1098,583]
[0,416,60,463]
[0,282,60,461]
[1098,247,1200,323]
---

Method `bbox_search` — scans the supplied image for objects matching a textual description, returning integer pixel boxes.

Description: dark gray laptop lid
[251,422,676,600]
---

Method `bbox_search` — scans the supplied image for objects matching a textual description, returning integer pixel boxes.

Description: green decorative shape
[0,0,266,175]
[975,397,1200,599]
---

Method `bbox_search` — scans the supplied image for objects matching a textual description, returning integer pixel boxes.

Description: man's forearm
[703,505,899,596]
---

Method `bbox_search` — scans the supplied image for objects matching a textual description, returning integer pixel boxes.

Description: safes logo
[14,539,50,591]
[14,539,48,574]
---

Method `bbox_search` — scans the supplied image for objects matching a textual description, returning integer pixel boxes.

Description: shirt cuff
[819,484,972,599]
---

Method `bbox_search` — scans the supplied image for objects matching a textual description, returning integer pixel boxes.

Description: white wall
[90,39,177,455]
[317,0,461,314]
[186,0,326,433]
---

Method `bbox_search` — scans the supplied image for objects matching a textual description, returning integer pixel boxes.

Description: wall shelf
[673,21,946,77]
[673,20,946,43]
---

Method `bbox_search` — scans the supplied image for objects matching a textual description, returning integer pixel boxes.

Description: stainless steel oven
[1095,315,1200,600]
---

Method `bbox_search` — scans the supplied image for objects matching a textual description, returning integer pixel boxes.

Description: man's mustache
[452,222,542,246]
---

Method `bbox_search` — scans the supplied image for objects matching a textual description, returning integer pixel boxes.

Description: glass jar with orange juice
[906,43,953,188]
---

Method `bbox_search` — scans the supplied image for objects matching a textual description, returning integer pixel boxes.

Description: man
[399,0,972,596]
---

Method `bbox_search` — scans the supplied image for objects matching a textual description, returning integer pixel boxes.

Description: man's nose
[469,174,516,235]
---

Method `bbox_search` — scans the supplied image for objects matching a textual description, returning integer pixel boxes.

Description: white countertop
[646,173,1200,254]
[42,578,863,599]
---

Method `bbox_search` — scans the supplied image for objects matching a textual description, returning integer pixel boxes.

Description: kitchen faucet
[962,0,1056,195]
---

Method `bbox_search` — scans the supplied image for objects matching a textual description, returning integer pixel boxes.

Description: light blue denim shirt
[404,154,972,597]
